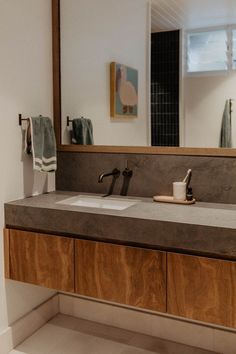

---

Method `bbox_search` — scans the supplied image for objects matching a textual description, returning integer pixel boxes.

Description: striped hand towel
[25,116,57,172]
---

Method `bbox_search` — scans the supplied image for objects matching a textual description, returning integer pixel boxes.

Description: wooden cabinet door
[8,229,74,292]
[75,239,166,312]
[4,229,10,278]
[167,253,236,328]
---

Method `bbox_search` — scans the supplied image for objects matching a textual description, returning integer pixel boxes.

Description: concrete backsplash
[56,152,236,204]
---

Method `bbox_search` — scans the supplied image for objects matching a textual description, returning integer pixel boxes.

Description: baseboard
[2,293,236,354]
[0,327,12,354]
[0,294,59,354]
[59,293,236,354]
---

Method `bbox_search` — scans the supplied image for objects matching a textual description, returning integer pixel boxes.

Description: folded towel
[220,100,232,148]
[25,116,57,172]
[71,117,94,145]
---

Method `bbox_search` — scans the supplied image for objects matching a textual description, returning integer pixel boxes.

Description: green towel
[220,100,232,148]
[71,118,94,145]
[25,116,57,172]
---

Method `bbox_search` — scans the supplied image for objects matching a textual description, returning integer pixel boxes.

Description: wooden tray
[153,195,196,205]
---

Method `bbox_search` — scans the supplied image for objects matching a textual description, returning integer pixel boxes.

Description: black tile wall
[151,30,180,147]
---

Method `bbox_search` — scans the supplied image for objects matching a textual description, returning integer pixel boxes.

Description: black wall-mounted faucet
[120,165,133,196]
[98,168,120,197]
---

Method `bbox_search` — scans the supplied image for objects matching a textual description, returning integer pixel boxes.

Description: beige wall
[0,0,55,332]
[60,0,150,146]
[184,73,236,147]
[0,0,234,348]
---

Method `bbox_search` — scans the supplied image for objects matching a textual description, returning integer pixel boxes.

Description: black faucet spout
[98,168,120,183]
[98,168,120,197]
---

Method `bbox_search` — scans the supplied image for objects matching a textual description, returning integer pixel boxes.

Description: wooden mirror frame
[51,0,236,157]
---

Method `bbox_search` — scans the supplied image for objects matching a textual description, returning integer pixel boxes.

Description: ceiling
[151,0,236,32]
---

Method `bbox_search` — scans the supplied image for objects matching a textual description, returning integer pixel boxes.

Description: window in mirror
[233,29,236,70]
[187,29,228,73]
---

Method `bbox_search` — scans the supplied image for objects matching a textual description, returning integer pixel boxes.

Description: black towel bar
[229,98,234,115]
[67,116,88,126]
[67,116,73,126]
[19,114,43,126]
[18,114,28,126]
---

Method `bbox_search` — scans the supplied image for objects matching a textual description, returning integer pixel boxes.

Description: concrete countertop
[4,191,236,261]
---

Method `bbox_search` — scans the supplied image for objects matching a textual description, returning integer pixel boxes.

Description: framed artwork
[110,62,138,118]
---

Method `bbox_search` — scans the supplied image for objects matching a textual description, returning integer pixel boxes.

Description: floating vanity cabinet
[75,239,167,312]
[167,253,236,328]
[6,226,236,328]
[5,229,74,292]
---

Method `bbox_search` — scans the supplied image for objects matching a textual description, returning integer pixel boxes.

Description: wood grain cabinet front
[6,227,236,328]
[167,253,236,328]
[6,229,74,292]
[75,239,167,312]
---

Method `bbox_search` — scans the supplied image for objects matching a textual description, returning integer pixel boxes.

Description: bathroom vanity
[4,191,236,329]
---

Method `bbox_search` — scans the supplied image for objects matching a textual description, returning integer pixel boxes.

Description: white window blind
[232,29,236,69]
[187,29,228,73]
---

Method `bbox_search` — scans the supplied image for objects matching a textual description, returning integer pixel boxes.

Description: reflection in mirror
[60,0,149,146]
[60,0,236,148]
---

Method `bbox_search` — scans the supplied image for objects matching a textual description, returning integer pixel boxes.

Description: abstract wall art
[110,62,138,118]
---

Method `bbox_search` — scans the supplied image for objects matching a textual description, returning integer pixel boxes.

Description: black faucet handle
[120,166,133,196]
[122,167,133,177]
[112,168,121,177]
[123,160,133,177]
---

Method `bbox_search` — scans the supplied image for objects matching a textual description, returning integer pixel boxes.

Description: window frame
[231,26,236,70]
[185,25,236,76]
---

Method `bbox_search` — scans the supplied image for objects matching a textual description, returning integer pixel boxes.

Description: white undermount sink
[57,195,140,210]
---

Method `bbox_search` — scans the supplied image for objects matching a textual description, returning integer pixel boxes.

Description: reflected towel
[25,116,57,172]
[71,117,94,145]
[220,100,232,148]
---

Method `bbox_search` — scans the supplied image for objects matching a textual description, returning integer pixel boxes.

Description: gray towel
[25,116,57,172]
[71,118,94,145]
[220,100,232,148]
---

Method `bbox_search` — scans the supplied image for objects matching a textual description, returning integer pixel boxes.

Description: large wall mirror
[52,0,236,156]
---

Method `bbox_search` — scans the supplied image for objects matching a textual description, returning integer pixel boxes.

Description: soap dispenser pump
[186,186,193,201]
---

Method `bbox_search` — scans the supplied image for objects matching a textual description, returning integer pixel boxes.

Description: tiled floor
[10,314,218,354]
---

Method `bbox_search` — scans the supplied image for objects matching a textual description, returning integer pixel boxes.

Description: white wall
[0,1,234,347]
[184,73,236,147]
[0,0,55,333]
[61,0,150,146]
